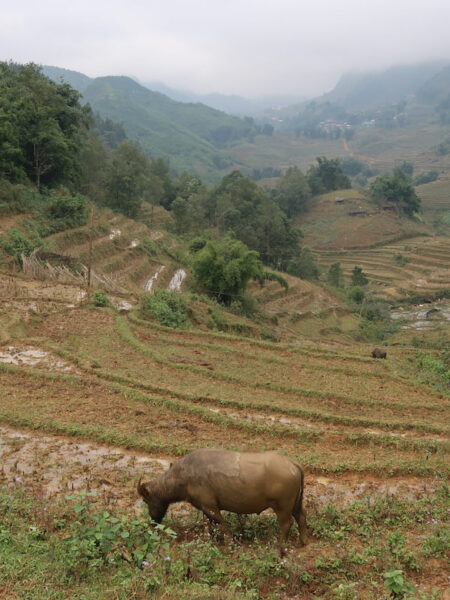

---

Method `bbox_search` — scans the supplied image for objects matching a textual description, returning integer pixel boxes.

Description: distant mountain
[140,80,306,116]
[416,65,450,104]
[43,67,260,177]
[320,62,448,111]
[42,65,92,93]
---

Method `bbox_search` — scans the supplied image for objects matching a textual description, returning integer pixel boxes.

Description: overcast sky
[2,0,450,97]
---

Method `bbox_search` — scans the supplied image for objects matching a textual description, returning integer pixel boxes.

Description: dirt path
[0,425,439,516]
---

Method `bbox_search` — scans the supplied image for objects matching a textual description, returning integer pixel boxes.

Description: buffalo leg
[293,506,308,547]
[274,509,293,557]
[201,507,230,540]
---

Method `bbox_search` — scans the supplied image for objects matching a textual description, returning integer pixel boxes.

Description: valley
[0,59,449,600]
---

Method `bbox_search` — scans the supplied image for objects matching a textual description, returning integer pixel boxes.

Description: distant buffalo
[138,448,307,555]
[372,348,387,359]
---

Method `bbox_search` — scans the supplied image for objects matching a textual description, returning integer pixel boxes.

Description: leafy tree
[340,157,364,176]
[400,161,414,179]
[191,235,264,304]
[105,141,150,217]
[306,157,351,195]
[210,171,302,269]
[287,246,319,280]
[273,166,311,218]
[0,62,89,190]
[327,262,343,287]
[351,266,369,286]
[370,168,421,216]
[149,157,176,209]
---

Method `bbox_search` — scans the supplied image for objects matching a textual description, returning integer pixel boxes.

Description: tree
[287,246,319,280]
[370,168,420,216]
[210,171,302,269]
[105,141,150,217]
[191,235,264,304]
[351,266,368,286]
[274,166,311,218]
[306,157,351,195]
[327,262,343,287]
[0,62,89,190]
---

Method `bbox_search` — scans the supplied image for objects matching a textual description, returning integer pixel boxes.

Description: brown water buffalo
[372,347,387,359]
[138,448,307,555]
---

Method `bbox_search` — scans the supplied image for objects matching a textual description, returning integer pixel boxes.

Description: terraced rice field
[0,299,448,599]
[316,236,450,300]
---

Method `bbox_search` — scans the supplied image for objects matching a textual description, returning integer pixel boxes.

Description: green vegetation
[190,237,262,304]
[141,290,191,328]
[370,168,421,216]
[1,481,447,599]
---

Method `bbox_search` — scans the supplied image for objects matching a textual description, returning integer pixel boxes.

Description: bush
[287,246,319,280]
[357,318,399,342]
[327,262,343,287]
[46,193,88,231]
[93,291,109,307]
[2,228,38,258]
[413,171,439,186]
[347,286,365,304]
[351,266,368,286]
[141,290,190,329]
[394,253,408,266]
[139,237,158,257]
[65,491,176,569]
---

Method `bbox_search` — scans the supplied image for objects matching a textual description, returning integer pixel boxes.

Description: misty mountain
[140,80,306,116]
[319,62,447,110]
[42,65,93,93]
[43,66,261,177]
[416,65,450,104]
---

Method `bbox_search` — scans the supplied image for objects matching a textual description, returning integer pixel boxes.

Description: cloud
[1,0,449,96]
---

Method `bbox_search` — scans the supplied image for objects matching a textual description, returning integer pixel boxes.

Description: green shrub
[65,491,176,569]
[2,228,38,257]
[357,318,399,342]
[141,290,190,329]
[139,236,158,257]
[46,193,88,231]
[93,291,109,307]
[394,253,409,266]
[416,350,450,391]
[347,286,365,304]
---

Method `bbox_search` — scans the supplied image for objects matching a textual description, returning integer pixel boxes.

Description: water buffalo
[372,347,387,359]
[138,448,307,555]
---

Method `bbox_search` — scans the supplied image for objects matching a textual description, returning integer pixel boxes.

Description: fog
[2,0,450,97]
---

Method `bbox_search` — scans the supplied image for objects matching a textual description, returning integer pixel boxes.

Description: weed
[421,527,450,558]
[65,491,176,569]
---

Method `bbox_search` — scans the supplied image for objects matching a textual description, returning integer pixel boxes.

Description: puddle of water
[110,299,134,312]
[167,269,186,293]
[145,266,165,292]
[390,300,450,330]
[0,346,74,372]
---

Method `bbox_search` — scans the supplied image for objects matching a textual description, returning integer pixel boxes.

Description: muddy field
[0,424,438,516]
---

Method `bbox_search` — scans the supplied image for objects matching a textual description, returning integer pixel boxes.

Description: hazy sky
[2,0,450,97]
